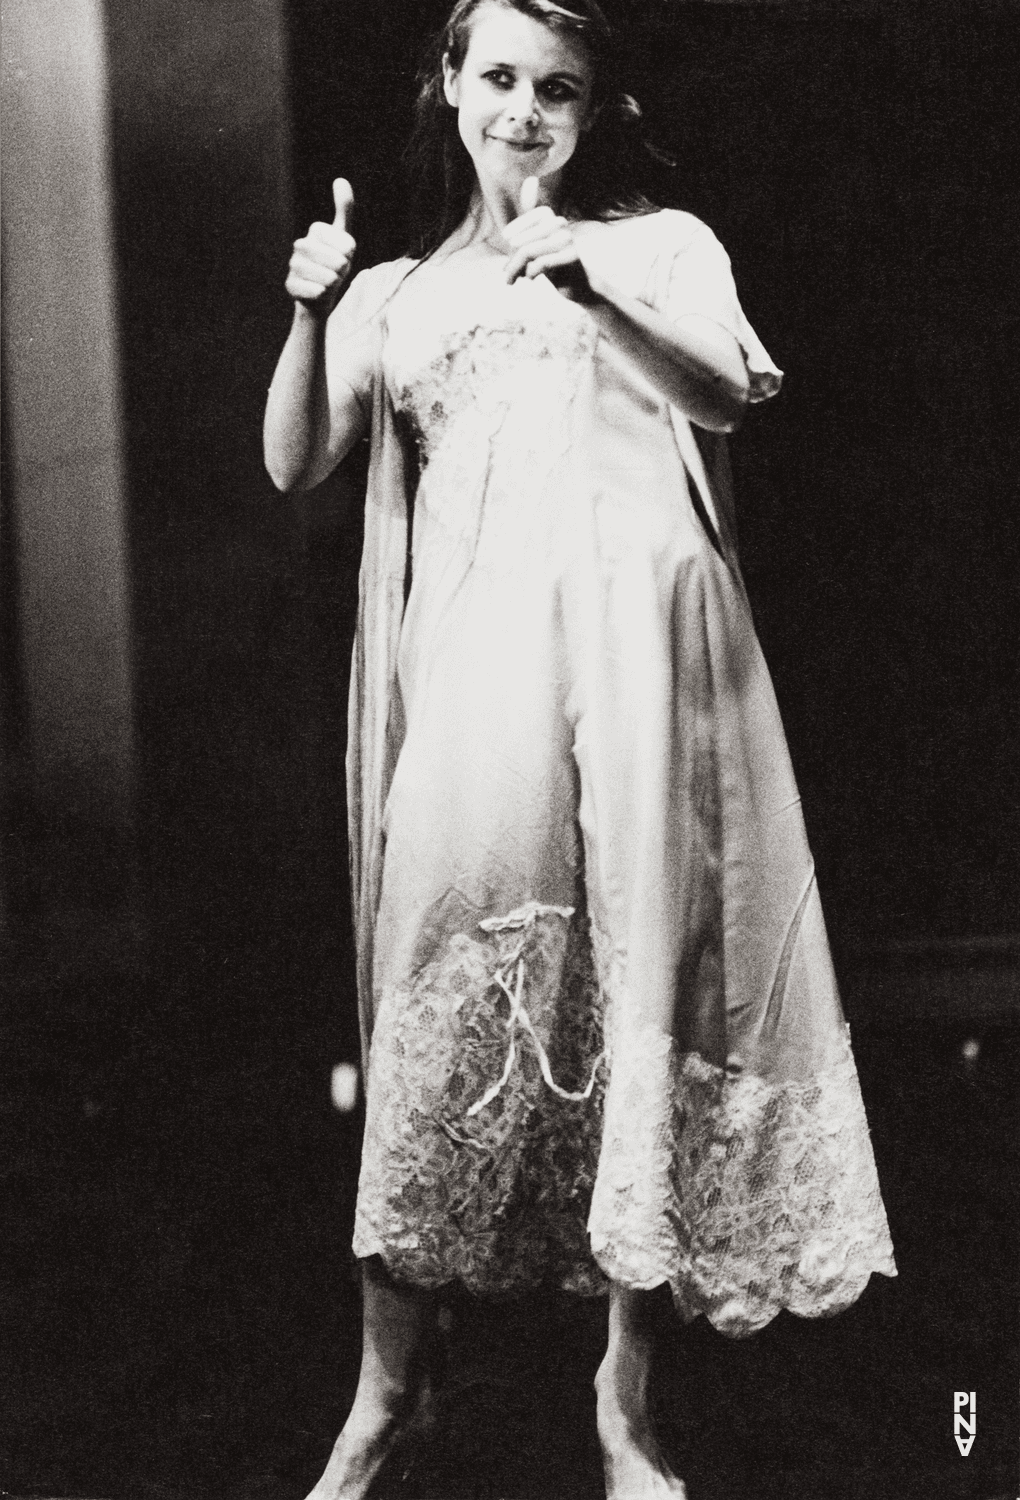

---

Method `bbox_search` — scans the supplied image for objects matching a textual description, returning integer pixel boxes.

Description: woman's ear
[580,99,603,134]
[442,53,460,108]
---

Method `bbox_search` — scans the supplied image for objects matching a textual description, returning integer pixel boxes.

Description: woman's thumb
[332,177,354,231]
[519,175,540,214]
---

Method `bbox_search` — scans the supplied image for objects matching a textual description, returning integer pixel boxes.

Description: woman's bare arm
[502,182,750,434]
[264,304,369,492]
[263,178,369,493]
[581,289,749,434]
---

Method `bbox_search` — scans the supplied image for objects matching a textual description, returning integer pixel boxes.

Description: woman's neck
[468,172,564,244]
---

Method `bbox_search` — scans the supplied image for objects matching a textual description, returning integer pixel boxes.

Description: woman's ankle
[596,1393,657,1455]
[595,1347,654,1431]
[347,1370,419,1434]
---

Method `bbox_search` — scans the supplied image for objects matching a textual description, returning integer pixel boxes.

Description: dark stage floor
[2,900,1017,1500]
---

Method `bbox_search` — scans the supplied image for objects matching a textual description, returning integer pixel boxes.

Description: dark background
[3,2,1018,1497]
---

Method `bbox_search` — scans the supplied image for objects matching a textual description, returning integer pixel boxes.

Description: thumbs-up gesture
[285,178,356,318]
[503,176,596,304]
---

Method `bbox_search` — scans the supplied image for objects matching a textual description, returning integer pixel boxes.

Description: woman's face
[443,3,595,206]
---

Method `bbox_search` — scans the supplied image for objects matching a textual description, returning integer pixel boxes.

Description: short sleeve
[658,214,782,404]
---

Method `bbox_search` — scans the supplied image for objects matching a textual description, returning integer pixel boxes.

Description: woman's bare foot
[595,1283,688,1500]
[304,1394,405,1500]
[306,1374,439,1500]
[304,1258,433,1500]
[595,1359,688,1499]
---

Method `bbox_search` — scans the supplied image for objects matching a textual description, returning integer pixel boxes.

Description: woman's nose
[506,82,539,122]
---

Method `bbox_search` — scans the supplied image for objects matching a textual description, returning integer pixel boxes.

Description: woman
[265,2,896,1495]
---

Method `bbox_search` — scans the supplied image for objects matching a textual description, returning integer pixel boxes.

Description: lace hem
[353,902,607,1296]
[589,1023,897,1338]
[354,904,895,1325]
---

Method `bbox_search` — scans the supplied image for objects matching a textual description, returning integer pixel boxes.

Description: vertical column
[1,0,135,830]
[101,0,296,927]
[2,0,295,933]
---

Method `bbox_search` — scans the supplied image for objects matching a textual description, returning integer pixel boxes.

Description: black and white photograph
[2,1,1017,1498]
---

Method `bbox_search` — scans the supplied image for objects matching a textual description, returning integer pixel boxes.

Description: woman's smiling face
[443,3,594,205]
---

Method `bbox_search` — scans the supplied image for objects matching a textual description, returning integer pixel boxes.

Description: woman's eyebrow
[477,59,586,87]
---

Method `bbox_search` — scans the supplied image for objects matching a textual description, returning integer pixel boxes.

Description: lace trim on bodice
[389,313,596,466]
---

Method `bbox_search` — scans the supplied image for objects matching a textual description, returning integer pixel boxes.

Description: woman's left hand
[505,179,747,432]
[503,177,597,303]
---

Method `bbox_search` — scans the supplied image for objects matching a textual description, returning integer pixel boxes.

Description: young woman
[265,2,897,1495]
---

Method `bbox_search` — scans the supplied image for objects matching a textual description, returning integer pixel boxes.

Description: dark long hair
[404,0,665,258]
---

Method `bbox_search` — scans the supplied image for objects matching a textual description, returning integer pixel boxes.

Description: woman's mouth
[488,136,549,153]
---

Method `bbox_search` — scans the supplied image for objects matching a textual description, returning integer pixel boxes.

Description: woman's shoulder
[580,208,718,252]
[576,210,726,303]
[336,255,420,323]
[577,210,727,288]
[354,255,420,293]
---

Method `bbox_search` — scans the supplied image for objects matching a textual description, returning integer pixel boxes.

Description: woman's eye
[483,70,513,89]
[540,82,577,104]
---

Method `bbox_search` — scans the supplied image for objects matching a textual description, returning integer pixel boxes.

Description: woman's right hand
[285,177,355,318]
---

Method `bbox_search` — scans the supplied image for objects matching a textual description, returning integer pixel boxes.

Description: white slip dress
[330,210,896,1337]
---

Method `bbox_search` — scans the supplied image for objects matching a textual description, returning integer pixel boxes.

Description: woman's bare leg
[305,1256,432,1500]
[595,1282,687,1499]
